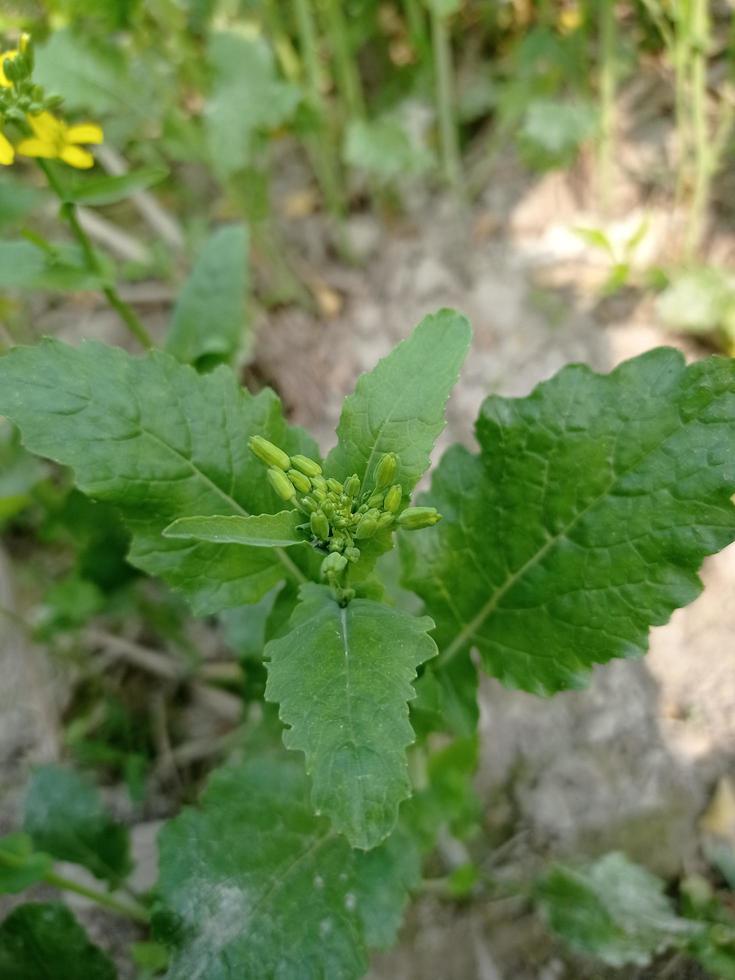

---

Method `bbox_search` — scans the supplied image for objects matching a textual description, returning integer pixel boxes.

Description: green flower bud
[327,478,343,494]
[321,552,348,578]
[310,511,330,540]
[267,467,296,501]
[291,454,322,478]
[249,435,291,471]
[377,512,394,529]
[328,536,345,552]
[355,515,379,539]
[357,503,368,514]
[287,468,311,494]
[384,484,402,514]
[344,474,360,498]
[367,491,384,509]
[322,500,336,520]
[301,496,318,513]
[397,506,441,530]
[345,546,361,563]
[375,452,397,488]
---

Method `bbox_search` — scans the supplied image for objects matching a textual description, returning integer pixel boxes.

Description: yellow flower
[0,50,18,88]
[0,129,14,166]
[16,111,103,169]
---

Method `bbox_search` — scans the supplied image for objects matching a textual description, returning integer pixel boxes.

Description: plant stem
[322,0,365,119]
[0,847,149,924]
[597,0,617,213]
[293,0,346,222]
[37,160,154,350]
[404,0,430,61]
[431,5,462,194]
[43,870,150,924]
[685,0,710,256]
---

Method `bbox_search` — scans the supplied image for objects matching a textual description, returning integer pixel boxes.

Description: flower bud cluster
[248,438,442,587]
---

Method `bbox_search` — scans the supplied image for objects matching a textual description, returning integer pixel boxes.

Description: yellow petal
[0,51,17,88]
[66,123,104,145]
[60,145,94,169]
[16,137,57,159]
[28,111,62,142]
[0,131,14,165]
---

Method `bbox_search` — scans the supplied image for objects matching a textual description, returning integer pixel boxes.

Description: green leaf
[34,29,137,118]
[165,224,250,367]
[0,241,103,292]
[205,33,300,179]
[0,422,45,523]
[401,349,735,694]
[164,510,306,547]
[520,97,597,170]
[536,853,698,967]
[344,117,434,184]
[24,765,130,885]
[325,309,471,496]
[352,825,421,948]
[0,903,117,980]
[656,266,735,336]
[0,176,41,229]
[155,755,416,979]
[265,584,437,849]
[63,166,169,206]
[0,834,52,895]
[0,340,317,614]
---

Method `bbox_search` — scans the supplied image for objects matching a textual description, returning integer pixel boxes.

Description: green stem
[685,0,710,256]
[597,0,617,213]
[43,870,150,924]
[293,0,346,221]
[403,0,430,61]
[0,848,149,924]
[323,0,365,119]
[37,160,154,350]
[431,6,462,194]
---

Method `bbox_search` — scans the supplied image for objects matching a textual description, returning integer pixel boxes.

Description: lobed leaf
[0,340,317,614]
[155,755,417,979]
[165,224,249,367]
[265,584,437,849]
[0,903,117,980]
[205,34,300,179]
[24,766,130,886]
[402,348,735,695]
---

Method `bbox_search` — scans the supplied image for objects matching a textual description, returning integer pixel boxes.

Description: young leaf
[0,340,317,614]
[62,166,169,206]
[0,834,52,895]
[0,903,117,980]
[165,224,249,367]
[164,510,306,547]
[402,349,735,694]
[24,766,130,886]
[265,584,437,849]
[155,756,417,979]
[325,309,471,496]
[536,853,698,967]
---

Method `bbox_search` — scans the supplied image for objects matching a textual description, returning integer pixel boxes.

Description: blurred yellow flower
[0,129,14,165]
[0,50,18,88]
[17,111,103,169]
